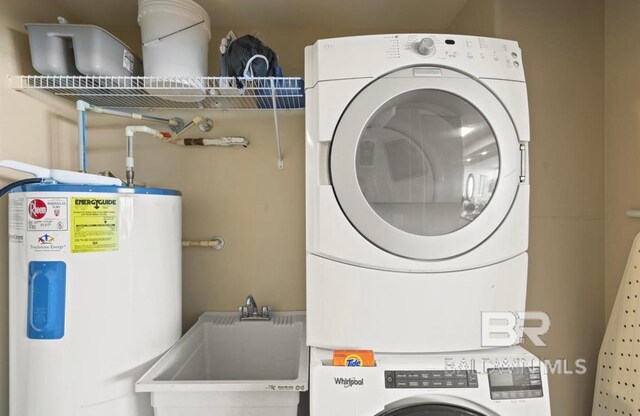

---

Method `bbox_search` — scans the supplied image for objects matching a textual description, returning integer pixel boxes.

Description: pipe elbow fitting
[76,100,92,112]
[125,125,155,137]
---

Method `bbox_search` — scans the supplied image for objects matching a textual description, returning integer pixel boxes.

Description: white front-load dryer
[310,347,551,416]
[305,35,530,352]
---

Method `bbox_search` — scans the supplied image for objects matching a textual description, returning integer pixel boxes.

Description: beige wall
[447,0,496,38]
[604,1,640,321]
[452,1,606,414]
[496,1,605,414]
[0,1,613,416]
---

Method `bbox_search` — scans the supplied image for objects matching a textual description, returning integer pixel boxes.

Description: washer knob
[416,37,436,56]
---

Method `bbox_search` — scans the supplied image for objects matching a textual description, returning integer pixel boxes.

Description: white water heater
[8,183,182,416]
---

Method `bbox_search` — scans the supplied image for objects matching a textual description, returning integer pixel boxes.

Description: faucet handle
[239,294,271,320]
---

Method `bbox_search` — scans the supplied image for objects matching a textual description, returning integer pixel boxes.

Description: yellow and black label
[70,197,119,253]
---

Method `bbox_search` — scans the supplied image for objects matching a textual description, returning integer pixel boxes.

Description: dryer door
[330,67,522,260]
[379,404,486,416]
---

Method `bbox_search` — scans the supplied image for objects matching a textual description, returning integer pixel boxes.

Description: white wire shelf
[8,75,305,110]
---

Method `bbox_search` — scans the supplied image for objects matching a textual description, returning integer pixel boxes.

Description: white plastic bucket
[138,0,211,102]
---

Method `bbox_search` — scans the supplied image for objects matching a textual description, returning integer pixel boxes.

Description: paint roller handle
[0,160,121,186]
[49,170,122,186]
[0,160,51,178]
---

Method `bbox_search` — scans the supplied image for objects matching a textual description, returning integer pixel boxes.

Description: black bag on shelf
[221,34,279,79]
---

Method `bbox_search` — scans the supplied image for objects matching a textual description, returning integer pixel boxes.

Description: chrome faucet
[239,295,271,321]
[246,295,258,315]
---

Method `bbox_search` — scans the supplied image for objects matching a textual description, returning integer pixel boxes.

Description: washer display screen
[488,372,513,387]
[488,367,543,400]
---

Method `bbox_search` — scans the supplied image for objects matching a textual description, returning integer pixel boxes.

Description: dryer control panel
[384,370,479,389]
[488,367,544,400]
[307,34,525,87]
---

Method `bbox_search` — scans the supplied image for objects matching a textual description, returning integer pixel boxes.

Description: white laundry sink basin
[136,312,308,416]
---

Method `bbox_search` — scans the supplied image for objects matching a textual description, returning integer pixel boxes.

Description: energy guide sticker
[71,197,119,253]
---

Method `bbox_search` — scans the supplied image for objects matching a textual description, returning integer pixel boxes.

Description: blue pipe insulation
[78,109,87,172]
[0,178,45,198]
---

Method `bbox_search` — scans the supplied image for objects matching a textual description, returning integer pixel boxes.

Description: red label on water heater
[26,198,68,234]
[28,199,47,219]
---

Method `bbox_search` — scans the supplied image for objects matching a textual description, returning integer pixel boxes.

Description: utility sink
[136,311,308,416]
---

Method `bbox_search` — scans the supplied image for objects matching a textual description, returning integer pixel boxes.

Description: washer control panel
[384,370,479,389]
[488,367,543,400]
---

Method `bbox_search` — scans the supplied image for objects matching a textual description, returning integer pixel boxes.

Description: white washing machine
[310,347,551,416]
[305,34,530,352]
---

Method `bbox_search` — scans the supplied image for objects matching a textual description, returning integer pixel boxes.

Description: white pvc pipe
[76,100,184,175]
[78,109,87,172]
[182,236,224,250]
[124,126,173,186]
[627,210,640,218]
[125,125,167,139]
[182,240,222,248]
[79,100,178,126]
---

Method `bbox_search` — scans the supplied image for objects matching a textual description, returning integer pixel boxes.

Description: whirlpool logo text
[334,377,364,388]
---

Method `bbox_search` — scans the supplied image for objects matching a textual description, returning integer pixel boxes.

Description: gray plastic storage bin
[25,23,143,76]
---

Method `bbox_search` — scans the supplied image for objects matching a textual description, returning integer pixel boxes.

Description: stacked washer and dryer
[304,35,552,415]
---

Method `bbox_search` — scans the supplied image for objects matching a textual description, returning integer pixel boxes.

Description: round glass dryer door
[330,67,521,260]
[378,404,487,416]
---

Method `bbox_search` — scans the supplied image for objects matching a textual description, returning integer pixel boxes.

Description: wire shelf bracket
[270,78,284,169]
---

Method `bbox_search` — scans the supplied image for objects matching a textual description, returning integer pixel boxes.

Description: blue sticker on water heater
[27,261,66,340]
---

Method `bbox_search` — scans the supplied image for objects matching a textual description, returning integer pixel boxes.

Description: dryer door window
[330,67,522,260]
[379,404,486,416]
[355,89,499,237]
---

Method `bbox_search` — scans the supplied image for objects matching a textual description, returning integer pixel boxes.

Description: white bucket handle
[142,19,205,47]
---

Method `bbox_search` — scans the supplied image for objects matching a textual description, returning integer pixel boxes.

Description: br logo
[481,311,550,347]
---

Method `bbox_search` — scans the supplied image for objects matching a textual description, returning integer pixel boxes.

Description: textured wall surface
[495,1,606,414]
[604,0,640,323]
